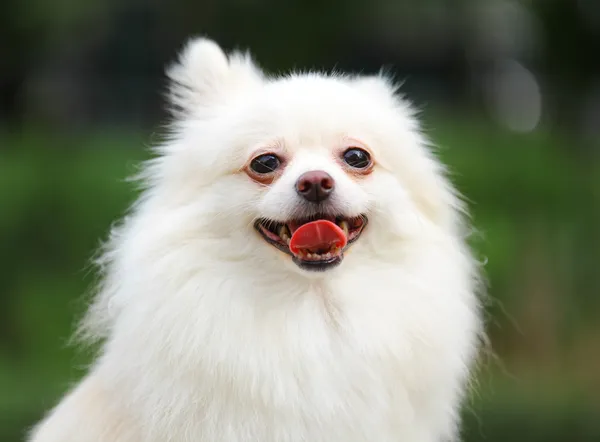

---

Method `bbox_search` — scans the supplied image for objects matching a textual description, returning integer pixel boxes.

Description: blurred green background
[1,0,599,441]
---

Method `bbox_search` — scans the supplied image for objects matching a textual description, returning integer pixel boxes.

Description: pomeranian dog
[29,38,482,442]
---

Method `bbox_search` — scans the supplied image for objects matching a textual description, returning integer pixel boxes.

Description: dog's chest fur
[94,264,473,442]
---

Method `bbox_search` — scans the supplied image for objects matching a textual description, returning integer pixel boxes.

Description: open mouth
[254,214,367,271]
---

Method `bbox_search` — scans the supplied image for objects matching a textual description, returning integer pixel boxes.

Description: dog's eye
[250,154,281,174]
[342,148,371,169]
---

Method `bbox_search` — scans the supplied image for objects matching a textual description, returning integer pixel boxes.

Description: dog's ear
[351,75,401,108]
[166,38,263,117]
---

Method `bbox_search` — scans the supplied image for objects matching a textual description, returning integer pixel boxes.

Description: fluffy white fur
[29,38,482,442]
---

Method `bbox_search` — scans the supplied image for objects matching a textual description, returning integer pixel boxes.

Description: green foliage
[463,391,600,442]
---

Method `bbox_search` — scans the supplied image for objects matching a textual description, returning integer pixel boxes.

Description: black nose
[296,170,335,203]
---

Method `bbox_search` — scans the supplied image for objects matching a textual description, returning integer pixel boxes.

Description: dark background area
[1,0,599,441]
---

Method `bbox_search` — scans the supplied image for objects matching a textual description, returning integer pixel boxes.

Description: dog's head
[148,38,462,276]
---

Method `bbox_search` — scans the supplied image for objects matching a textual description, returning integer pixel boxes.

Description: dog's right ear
[166,38,263,118]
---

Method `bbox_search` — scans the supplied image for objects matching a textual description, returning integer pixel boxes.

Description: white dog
[29,38,482,442]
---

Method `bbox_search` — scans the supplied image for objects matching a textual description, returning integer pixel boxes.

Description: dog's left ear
[351,75,402,108]
[166,37,263,118]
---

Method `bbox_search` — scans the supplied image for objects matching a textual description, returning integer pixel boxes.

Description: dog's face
[247,137,371,272]
[158,39,460,275]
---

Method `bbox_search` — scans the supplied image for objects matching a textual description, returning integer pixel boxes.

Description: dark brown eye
[250,154,281,174]
[342,148,371,169]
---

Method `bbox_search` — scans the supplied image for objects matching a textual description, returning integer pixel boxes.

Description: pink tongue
[289,220,347,255]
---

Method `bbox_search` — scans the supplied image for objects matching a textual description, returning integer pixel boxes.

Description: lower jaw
[293,255,342,272]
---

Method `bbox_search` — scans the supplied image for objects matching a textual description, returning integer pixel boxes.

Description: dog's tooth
[278,225,289,240]
[324,252,331,259]
[340,220,349,237]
